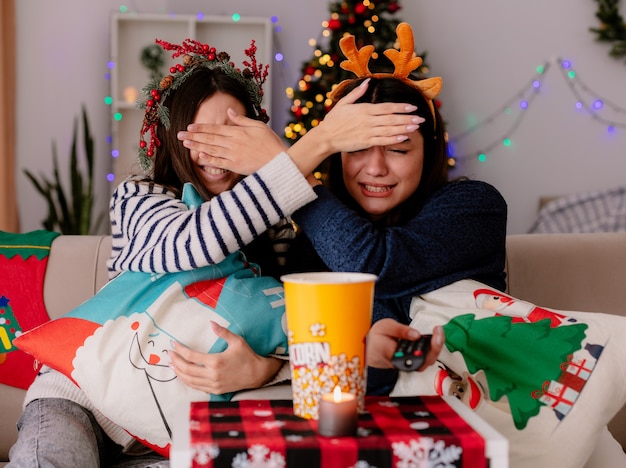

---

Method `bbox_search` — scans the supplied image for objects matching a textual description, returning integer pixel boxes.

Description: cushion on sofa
[392,279,626,468]
[14,184,289,457]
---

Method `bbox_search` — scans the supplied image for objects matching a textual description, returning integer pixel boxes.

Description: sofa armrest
[505,233,626,317]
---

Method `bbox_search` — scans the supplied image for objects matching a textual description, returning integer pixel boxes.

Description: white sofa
[2,233,626,465]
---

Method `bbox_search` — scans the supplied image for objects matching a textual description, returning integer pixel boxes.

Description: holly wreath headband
[137,38,269,170]
[329,22,442,124]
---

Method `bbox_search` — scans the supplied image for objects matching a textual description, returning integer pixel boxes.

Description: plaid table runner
[188,396,486,467]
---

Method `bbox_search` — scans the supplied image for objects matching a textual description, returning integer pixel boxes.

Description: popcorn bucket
[281,272,376,419]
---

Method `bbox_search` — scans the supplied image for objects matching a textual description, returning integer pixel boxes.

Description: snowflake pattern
[410,421,431,431]
[379,400,399,408]
[192,442,220,466]
[392,438,462,468]
[262,420,286,430]
[351,461,378,468]
[231,444,286,468]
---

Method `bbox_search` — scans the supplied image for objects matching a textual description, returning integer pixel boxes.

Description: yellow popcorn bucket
[281,272,376,419]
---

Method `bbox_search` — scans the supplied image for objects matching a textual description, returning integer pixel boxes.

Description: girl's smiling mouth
[361,183,394,195]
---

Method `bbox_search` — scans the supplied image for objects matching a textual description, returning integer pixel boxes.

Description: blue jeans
[8,398,169,467]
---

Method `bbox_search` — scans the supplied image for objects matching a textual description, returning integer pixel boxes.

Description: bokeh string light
[559,59,626,131]
[448,57,626,165]
[447,61,550,165]
[105,7,625,180]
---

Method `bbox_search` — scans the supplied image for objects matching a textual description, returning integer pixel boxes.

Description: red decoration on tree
[328,19,342,30]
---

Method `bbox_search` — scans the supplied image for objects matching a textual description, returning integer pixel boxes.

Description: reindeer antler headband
[329,22,442,122]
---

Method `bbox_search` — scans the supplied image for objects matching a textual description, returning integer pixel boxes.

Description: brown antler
[328,22,443,124]
[414,77,442,101]
[337,34,375,77]
[384,22,424,79]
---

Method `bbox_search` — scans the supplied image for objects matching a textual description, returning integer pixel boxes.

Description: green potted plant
[24,105,104,234]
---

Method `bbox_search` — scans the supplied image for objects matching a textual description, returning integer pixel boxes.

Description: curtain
[0,0,19,233]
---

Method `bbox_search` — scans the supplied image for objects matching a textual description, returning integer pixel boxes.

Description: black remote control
[392,335,432,371]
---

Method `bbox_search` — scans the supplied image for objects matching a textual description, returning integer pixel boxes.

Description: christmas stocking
[0,230,60,389]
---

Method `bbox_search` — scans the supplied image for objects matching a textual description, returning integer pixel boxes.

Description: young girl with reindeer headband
[8,36,419,466]
[168,24,626,468]
[176,22,508,396]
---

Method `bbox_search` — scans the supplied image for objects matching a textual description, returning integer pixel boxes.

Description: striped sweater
[107,151,317,277]
[24,151,314,448]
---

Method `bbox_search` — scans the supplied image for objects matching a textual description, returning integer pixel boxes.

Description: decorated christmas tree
[284,0,432,159]
[0,296,22,364]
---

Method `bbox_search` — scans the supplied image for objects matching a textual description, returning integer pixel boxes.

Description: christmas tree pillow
[14,184,289,458]
[392,279,626,468]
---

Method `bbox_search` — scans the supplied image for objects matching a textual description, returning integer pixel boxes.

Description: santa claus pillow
[392,279,626,468]
[14,184,289,458]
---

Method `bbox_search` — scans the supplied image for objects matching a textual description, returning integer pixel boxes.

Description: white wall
[16,0,626,234]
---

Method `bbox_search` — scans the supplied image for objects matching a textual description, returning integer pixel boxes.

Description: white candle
[318,386,358,437]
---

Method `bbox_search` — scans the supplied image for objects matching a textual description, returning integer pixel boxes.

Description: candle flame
[333,385,342,402]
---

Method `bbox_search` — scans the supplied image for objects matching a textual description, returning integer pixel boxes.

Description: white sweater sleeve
[108,152,316,275]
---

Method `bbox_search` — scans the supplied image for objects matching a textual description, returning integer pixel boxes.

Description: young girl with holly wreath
[7,38,421,467]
